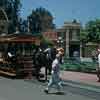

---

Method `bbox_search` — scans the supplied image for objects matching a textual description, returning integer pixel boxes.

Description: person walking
[97,49,100,82]
[44,53,63,94]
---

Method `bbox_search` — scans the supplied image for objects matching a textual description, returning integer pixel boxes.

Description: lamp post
[57,37,64,48]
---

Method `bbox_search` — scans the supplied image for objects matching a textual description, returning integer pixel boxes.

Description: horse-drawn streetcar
[0,33,43,79]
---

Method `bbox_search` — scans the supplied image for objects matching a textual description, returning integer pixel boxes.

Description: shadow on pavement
[44,91,65,95]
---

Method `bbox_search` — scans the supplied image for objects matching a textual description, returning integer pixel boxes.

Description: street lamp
[57,36,64,47]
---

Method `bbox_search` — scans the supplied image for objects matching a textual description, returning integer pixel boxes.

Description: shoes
[44,89,49,94]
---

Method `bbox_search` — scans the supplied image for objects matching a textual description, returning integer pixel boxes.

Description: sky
[20,0,100,28]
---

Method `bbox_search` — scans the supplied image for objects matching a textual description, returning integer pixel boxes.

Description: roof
[0,33,41,43]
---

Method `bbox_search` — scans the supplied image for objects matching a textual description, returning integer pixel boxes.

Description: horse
[44,47,57,74]
[32,46,57,81]
[32,47,48,80]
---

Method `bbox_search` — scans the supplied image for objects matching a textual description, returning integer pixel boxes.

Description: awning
[0,34,41,44]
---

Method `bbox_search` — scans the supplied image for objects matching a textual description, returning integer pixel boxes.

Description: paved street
[61,71,100,87]
[0,77,100,100]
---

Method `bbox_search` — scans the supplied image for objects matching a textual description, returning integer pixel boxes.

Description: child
[44,53,63,93]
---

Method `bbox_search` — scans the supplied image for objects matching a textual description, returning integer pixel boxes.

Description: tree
[0,0,21,33]
[85,19,100,42]
[28,7,55,34]
[80,29,88,43]
[18,18,28,32]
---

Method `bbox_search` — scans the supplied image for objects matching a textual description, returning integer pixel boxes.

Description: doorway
[69,44,80,57]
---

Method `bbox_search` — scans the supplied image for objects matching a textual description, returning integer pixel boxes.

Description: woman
[44,52,63,93]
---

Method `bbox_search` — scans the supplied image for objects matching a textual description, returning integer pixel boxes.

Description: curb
[62,79,100,93]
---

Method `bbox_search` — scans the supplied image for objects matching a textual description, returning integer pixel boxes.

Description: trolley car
[0,33,44,79]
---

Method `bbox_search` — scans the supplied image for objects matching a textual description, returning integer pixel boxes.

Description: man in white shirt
[97,49,100,82]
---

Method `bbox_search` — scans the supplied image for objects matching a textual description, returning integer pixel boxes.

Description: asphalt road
[0,77,99,100]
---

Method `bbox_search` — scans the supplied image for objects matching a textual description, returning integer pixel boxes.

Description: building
[43,30,58,45]
[57,20,81,57]
[42,20,81,57]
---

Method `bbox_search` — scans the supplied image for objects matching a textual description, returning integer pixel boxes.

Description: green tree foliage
[28,7,55,34]
[80,29,88,43]
[18,18,28,32]
[40,35,53,49]
[0,0,21,33]
[85,19,100,42]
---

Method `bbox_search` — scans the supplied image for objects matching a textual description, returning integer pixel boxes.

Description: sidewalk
[60,71,100,92]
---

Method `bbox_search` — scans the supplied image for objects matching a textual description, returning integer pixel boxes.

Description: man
[97,49,100,82]
[44,53,63,94]
[7,51,15,62]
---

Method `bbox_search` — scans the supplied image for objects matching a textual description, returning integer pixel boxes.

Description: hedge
[61,57,97,73]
